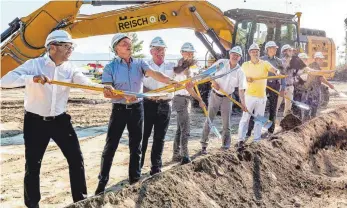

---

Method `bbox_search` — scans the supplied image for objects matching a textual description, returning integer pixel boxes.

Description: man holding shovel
[200,46,247,154]
[246,41,286,138]
[301,52,335,120]
[141,37,175,175]
[95,33,178,194]
[238,43,280,147]
[1,30,93,207]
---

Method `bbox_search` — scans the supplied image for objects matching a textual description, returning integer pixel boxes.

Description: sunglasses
[51,42,75,51]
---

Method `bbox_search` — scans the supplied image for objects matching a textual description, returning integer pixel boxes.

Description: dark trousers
[247,81,280,135]
[98,102,143,184]
[141,100,171,170]
[23,112,87,207]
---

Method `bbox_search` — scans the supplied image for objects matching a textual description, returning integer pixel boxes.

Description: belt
[144,99,171,104]
[113,102,142,110]
[175,94,191,99]
[268,80,279,83]
[25,111,66,121]
[286,84,293,87]
[213,89,228,98]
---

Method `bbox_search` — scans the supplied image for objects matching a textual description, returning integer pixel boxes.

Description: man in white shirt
[172,42,206,165]
[141,37,175,175]
[1,30,97,207]
[200,46,247,154]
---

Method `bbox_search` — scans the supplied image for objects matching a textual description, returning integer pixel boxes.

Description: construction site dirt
[1,81,347,208]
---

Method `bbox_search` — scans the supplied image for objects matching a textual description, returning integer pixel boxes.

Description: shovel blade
[254,115,273,130]
[207,118,221,139]
[211,126,222,139]
[294,101,310,111]
[338,92,347,98]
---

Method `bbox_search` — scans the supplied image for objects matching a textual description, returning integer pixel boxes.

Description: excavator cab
[224,9,300,61]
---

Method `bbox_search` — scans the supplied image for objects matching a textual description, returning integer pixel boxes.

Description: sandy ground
[1,81,347,208]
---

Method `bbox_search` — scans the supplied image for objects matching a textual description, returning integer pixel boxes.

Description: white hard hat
[229,46,242,57]
[298,53,309,59]
[150,36,167,48]
[181,42,195,52]
[264,41,278,50]
[45,30,74,48]
[281,44,293,54]
[248,43,260,52]
[111,33,130,52]
[314,52,325,59]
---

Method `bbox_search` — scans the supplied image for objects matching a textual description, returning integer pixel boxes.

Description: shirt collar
[250,59,262,65]
[44,54,67,67]
[116,56,133,64]
[44,54,56,67]
[265,55,275,60]
[149,59,167,68]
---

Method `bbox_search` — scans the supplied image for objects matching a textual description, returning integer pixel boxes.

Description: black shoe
[236,141,245,151]
[95,182,106,195]
[181,156,191,165]
[129,178,140,185]
[150,167,162,176]
[201,147,208,155]
[172,154,182,162]
[28,204,39,208]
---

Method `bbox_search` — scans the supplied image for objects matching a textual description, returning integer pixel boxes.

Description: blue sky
[1,0,346,60]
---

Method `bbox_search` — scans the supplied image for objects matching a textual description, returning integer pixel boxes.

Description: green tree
[126,32,145,58]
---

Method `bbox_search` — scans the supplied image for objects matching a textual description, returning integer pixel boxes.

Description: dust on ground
[1,81,347,208]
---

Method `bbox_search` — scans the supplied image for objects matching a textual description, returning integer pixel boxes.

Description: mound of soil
[280,113,302,131]
[67,107,347,208]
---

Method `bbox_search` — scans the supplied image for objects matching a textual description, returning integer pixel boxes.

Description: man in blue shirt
[247,41,286,137]
[95,33,178,195]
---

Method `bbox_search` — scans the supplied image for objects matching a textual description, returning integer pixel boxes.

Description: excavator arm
[1,0,234,77]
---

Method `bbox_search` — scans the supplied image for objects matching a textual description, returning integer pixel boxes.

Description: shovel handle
[218,89,245,111]
[194,85,209,116]
[266,86,292,102]
[252,75,287,81]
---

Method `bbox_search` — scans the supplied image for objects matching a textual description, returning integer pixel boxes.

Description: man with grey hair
[141,36,175,175]
[200,46,247,154]
[95,33,178,195]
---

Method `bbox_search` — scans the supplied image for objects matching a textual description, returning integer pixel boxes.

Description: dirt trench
[66,107,347,208]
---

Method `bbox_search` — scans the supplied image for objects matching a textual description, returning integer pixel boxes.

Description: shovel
[334,89,347,98]
[48,80,170,98]
[166,65,242,93]
[148,62,225,93]
[252,75,287,81]
[218,89,273,130]
[266,86,310,111]
[194,85,221,139]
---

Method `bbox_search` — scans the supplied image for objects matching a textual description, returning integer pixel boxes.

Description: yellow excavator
[2,0,336,107]
[1,0,335,75]
[1,0,235,77]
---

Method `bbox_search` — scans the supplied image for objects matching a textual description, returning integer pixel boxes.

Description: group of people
[1,29,334,208]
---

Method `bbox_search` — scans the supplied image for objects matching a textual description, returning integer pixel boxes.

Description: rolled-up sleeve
[102,63,113,84]
[141,59,151,73]
[238,69,247,90]
[1,60,35,88]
